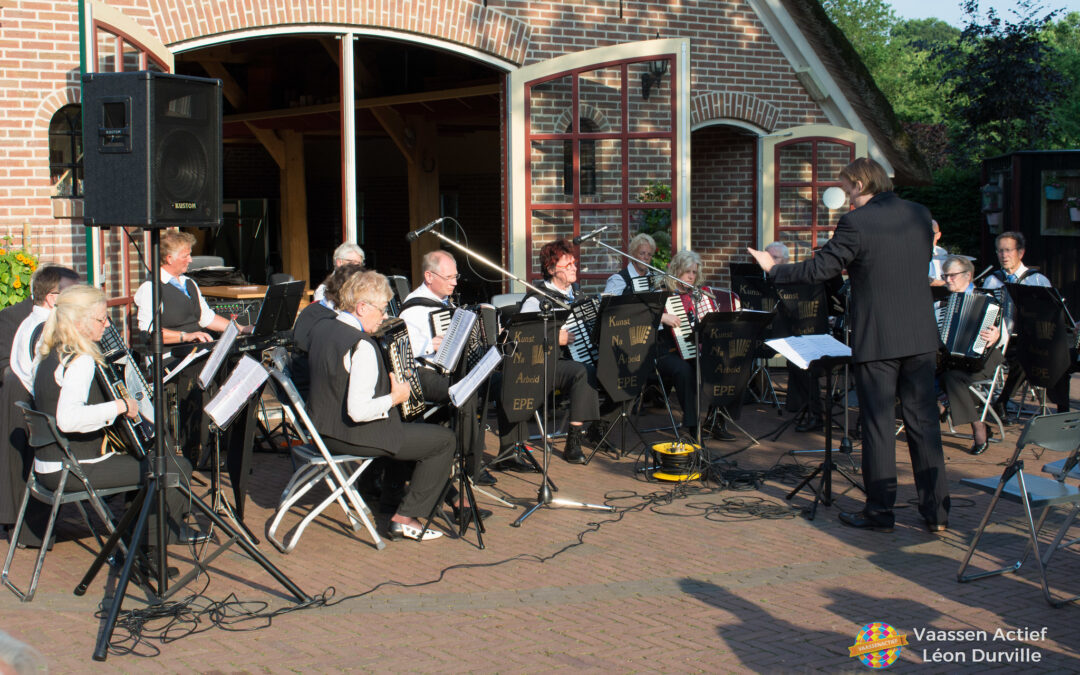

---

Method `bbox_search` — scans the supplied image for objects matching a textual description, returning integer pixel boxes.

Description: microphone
[572,225,609,245]
[405,217,446,242]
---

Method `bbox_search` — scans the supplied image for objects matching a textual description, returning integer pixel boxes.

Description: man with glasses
[398,250,494,488]
[313,241,365,305]
[938,256,1003,454]
[1,265,79,545]
[603,233,658,295]
[983,231,1070,415]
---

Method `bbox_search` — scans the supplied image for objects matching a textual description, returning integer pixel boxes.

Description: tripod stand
[75,229,306,662]
[785,355,864,519]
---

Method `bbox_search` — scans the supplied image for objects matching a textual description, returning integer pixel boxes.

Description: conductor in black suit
[748,157,949,533]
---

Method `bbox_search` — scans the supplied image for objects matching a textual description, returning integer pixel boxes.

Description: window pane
[628,138,671,200]
[530,210,573,279]
[528,75,573,136]
[578,210,623,294]
[777,186,813,229]
[777,142,813,183]
[96,29,117,73]
[122,40,140,72]
[578,66,621,134]
[579,138,621,204]
[628,59,672,133]
[784,231,815,263]
[629,207,670,267]
[818,141,852,181]
[530,139,569,204]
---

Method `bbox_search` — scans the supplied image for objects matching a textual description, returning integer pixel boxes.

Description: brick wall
[691,125,756,290]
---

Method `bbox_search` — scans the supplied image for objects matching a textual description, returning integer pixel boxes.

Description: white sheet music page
[766,334,851,370]
[163,348,210,384]
[205,355,270,429]
[449,346,502,407]
[198,320,240,389]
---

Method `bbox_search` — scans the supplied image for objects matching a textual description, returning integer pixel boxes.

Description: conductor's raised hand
[746,248,775,274]
[389,372,412,406]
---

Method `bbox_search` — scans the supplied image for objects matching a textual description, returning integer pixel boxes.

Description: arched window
[563,118,598,196]
[49,104,83,198]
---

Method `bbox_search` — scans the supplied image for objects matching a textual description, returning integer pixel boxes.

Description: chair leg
[2,478,36,598]
[958,464,1027,582]
[1038,502,1080,607]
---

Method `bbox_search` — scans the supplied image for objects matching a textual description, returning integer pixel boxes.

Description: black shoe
[939,402,950,423]
[925,520,948,533]
[564,426,586,464]
[177,524,210,545]
[491,453,535,472]
[796,414,824,433]
[586,420,610,445]
[473,469,498,486]
[970,439,989,455]
[450,505,493,525]
[711,426,736,441]
[838,511,893,533]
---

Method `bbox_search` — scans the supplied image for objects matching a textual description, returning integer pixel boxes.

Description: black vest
[307,318,403,453]
[159,278,203,333]
[617,267,636,295]
[32,351,111,464]
[293,301,337,353]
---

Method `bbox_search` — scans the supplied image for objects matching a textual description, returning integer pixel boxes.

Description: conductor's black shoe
[838,511,893,533]
[564,427,586,464]
[795,414,824,433]
[450,505,493,525]
[177,524,210,545]
[969,439,989,455]
[473,469,498,486]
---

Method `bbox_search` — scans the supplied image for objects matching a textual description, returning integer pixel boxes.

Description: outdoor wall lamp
[641,59,667,101]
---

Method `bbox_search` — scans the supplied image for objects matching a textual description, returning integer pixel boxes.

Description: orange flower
[12,278,21,289]
[0,248,7,255]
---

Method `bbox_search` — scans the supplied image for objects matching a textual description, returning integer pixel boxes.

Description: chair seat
[1042,458,1080,480]
[961,474,1080,508]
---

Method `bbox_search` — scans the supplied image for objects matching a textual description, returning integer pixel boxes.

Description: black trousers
[418,368,485,479]
[655,351,699,429]
[786,363,823,416]
[853,352,950,527]
[37,452,193,545]
[324,423,455,519]
[940,349,1004,426]
[496,357,599,451]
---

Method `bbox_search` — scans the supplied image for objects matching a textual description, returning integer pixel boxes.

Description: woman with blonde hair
[31,285,200,551]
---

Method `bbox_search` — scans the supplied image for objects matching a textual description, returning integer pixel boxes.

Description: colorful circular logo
[849,622,907,669]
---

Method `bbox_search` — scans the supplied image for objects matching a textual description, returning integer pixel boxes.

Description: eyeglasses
[555,261,577,270]
[941,271,970,280]
[92,315,109,325]
[429,271,462,282]
[996,248,1018,254]
[361,301,389,316]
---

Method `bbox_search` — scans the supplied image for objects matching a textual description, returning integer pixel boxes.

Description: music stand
[731,269,783,412]
[1007,284,1074,392]
[697,311,773,451]
[250,279,307,337]
[585,292,664,463]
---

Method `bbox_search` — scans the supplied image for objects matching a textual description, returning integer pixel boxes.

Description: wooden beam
[197,60,246,109]
[317,36,340,69]
[222,83,500,124]
[244,123,285,168]
[369,106,413,165]
[279,130,310,284]
[407,116,440,284]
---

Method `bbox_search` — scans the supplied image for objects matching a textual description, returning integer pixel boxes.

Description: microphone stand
[407,221,612,527]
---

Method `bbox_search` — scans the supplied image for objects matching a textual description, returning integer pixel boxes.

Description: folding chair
[263,351,385,553]
[945,362,1006,442]
[957,412,1080,607]
[3,402,136,602]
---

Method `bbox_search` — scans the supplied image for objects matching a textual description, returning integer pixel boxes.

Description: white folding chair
[957,412,1080,607]
[3,402,136,602]
[263,352,385,553]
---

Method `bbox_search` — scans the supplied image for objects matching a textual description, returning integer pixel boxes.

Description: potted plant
[1068,196,1080,222]
[1045,174,1066,201]
[0,236,37,308]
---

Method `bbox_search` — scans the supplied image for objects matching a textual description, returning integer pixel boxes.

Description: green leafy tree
[932,0,1068,162]
[636,181,672,270]
[1044,11,1080,147]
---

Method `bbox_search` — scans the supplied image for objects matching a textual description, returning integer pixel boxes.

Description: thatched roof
[780,0,933,185]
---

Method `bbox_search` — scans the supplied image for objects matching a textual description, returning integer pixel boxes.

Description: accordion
[565,298,600,366]
[428,304,499,373]
[96,323,154,458]
[937,291,1002,371]
[664,287,740,360]
[371,318,426,421]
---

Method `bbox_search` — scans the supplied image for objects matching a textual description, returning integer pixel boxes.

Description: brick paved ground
[2,375,1079,673]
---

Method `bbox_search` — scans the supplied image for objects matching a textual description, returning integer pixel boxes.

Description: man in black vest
[398,250,493,486]
[603,233,657,295]
[308,269,456,541]
[749,157,950,534]
[133,230,253,463]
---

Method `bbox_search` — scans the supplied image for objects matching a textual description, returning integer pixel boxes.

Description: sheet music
[198,320,240,389]
[448,346,501,408]
[163,347,210,384]
[766,334,851,370]
[205,355,269,429]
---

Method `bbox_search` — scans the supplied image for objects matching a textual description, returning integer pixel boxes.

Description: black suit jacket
[0,299,32,378]
[770,191,939,363]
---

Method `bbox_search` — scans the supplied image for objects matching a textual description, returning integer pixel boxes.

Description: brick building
[0,0,927,315]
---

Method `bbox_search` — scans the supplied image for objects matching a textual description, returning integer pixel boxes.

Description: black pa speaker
[82,71,223,228]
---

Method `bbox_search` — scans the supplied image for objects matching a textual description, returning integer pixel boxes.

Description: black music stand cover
[774,282,828,338]
[498,314,560,424]
[251,279,306,337]
[1006,283,1073,387]
[595,292,665,402]
[698,311,773,418]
